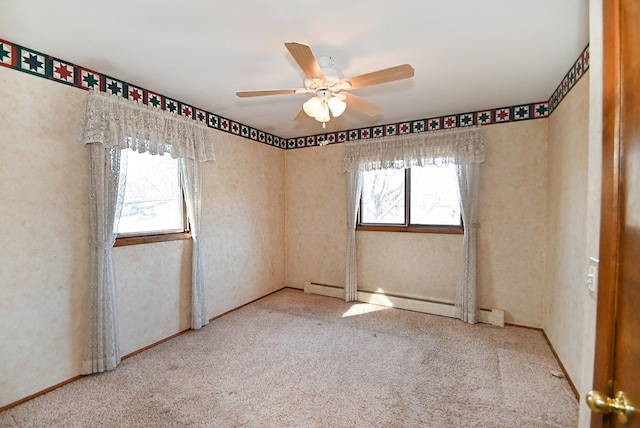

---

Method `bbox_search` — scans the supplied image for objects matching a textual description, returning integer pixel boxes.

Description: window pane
[410,164,461,226]
[361,169,405,224]
[117,149,184,235]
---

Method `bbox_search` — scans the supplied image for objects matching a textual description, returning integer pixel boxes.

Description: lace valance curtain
[81,90,216,162]
[80,90,214,374]
[343,126,484,172]
[342,126,484,324]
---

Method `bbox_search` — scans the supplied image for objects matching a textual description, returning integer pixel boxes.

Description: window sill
[356,225,463,235]
[114,231,192,247]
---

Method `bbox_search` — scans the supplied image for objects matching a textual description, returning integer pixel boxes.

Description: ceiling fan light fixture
[303,95,331,128]
[314,104,330,123]
[303,96,323,117]
[327,96,346,117]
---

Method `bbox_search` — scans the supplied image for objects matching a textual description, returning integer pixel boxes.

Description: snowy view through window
[361,168,405,224]
[361,164,460,226]
[117,149,183,235]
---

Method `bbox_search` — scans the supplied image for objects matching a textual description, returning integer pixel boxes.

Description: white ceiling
[2,0,589,139]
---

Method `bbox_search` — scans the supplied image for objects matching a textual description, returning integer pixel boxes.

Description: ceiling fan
[236,42,415,129]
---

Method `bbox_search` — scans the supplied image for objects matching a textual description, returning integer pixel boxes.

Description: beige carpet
[0,289,578,427]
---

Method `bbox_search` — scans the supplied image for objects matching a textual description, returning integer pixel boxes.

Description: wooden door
[591,0,640,426]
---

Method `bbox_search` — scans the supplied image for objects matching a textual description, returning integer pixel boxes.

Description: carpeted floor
[0,289,578,427]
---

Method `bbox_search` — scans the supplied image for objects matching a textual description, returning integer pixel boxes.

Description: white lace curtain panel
[343,127,484,172]
[344,171,363,302]
[80,90,215,374]
[82,90,216,162]
[342,127,484,324]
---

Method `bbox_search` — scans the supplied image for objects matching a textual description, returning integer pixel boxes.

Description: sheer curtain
[344,171,363,302]
[81,145,127,374]
[343,127,484,323]
[180,158,208,329]
[455,162,480,323]
[80,90,215,374]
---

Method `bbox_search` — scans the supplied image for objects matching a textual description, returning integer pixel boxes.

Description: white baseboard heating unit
[303,281,504,327]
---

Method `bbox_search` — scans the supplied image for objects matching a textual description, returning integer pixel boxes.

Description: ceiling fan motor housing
[316,56,344,82]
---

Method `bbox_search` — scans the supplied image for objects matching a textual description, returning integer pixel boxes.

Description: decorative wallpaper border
[0,38,285,149]
[0,38,588,150]
[549,45,590,112]
[286,101,552,149]
[288,44,590,149]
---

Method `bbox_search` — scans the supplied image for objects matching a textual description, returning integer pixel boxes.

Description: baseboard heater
[303,281,504,327]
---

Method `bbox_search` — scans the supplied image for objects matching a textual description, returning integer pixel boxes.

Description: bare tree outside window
[361,168,405,224]
[360,164,460,228]
[118,149,184,235]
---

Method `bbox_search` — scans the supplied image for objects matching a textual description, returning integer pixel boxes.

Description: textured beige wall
[285,144,347,289]
[285,120,548,326]
[0,67,286,408]
[478,121,548,326]
[545,74,590,391]
[114,240,192,356]
[358,232,461,300]
[203,131,286,317]
[0,67,90,407]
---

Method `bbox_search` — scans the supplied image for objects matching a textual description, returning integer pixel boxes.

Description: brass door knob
[586,390,635,424]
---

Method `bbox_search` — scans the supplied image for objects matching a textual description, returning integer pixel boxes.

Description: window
[115,149,190,246]
[358,164,462,233]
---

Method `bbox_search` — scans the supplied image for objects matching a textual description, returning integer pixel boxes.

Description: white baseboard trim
[303,281,504,327]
